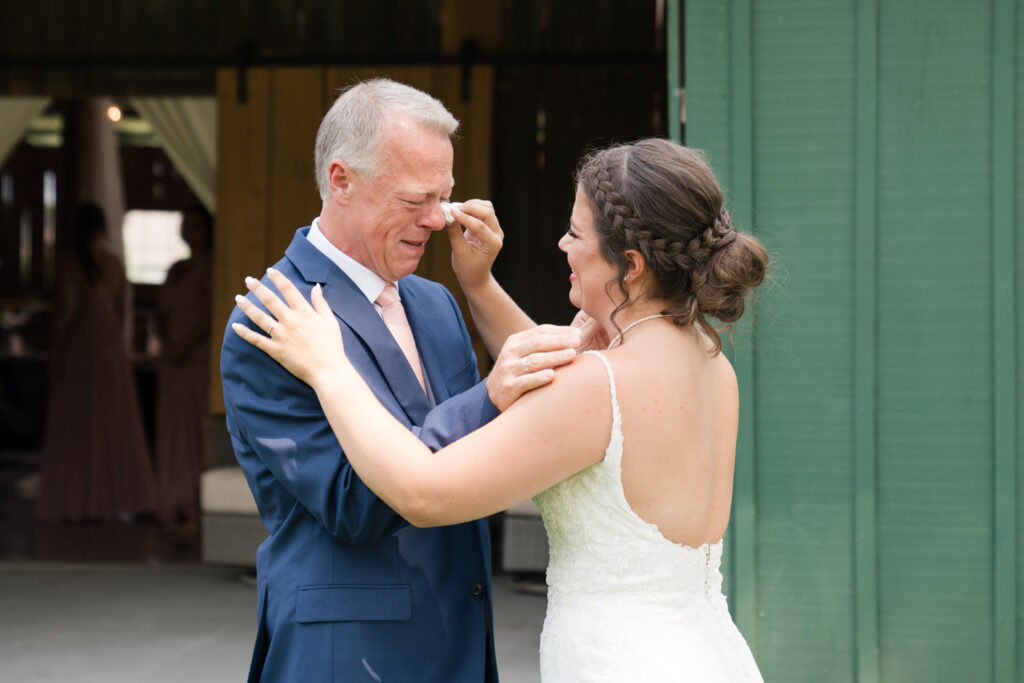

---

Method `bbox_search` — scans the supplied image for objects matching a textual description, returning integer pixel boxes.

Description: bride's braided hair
[576,139,768,354]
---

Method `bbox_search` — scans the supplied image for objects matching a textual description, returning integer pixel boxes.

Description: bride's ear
[622,249,648,285]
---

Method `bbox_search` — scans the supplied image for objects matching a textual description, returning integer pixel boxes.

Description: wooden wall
[490,0,666,326]
[209,65,494,412]
[687,1,1022,681]
[0,0,445,95]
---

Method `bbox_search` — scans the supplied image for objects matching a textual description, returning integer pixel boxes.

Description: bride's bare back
[610,324,739,548]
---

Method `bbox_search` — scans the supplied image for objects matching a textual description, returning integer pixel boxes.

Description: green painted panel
[685,1,732,177]
[875,2,994,680]
[749,1,857,681]
[686,0,1021,681]
[1014,1,1024,680]
[852,0,881,680]
[992,2,1018,681]
[728,0,759,647]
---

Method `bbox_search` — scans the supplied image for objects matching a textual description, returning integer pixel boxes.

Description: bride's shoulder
[540,351,615,405]
[519,351,611,407]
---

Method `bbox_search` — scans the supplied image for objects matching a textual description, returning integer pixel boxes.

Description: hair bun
[695,231,769,324]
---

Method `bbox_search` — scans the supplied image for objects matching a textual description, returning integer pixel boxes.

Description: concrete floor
[0,562,546,682]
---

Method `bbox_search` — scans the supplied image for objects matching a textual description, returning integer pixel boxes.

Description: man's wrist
[484,372,503,412]
[481,376,503,416]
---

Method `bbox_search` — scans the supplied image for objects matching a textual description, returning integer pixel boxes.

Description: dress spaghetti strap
[582,350,622,467]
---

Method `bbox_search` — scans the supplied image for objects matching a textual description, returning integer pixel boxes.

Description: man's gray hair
[314,79,460,200]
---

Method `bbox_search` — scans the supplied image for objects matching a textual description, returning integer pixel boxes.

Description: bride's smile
[558,187,619,319]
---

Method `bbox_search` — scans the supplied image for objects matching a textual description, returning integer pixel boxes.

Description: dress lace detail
[532,350,763,682]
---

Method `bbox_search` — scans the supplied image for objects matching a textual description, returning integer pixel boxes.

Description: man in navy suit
[222,80,571,681]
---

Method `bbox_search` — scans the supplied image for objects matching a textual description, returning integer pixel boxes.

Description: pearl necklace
[607,313,671,349]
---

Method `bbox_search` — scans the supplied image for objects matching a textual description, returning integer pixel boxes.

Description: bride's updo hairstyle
[576,138,768,354]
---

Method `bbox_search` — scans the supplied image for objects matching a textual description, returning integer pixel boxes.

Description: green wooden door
[685,1,1021,680]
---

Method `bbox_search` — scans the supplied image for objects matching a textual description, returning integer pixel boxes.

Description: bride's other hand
[232,268,347,388]
[445,199,503,290]
[570,310,611,352]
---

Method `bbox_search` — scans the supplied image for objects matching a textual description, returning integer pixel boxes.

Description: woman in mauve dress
[154,205,213,524]
[35,203,158,522]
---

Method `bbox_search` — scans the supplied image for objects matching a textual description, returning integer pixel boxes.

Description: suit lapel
[286,232,432,425]
[401,280,451,403]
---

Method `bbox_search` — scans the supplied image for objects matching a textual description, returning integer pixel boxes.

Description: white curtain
[0,97,52,167]
[69,98,132,346]
[131,97,217,213]
[75,98,127,257]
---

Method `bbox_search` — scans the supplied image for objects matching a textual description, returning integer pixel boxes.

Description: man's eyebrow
[397,186,454,197]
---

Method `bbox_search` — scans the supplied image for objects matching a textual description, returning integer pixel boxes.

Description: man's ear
[622,249,648,284]
[328,159,355,204]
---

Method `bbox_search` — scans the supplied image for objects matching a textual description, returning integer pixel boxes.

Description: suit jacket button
[469,581,484,596]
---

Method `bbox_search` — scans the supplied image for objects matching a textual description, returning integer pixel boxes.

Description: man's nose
[422,202,447,231]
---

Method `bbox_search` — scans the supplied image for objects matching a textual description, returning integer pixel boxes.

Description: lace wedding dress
[532,351,763,682]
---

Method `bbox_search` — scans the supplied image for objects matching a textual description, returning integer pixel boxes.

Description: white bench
[199,466,267,566]
[501,498,548,572]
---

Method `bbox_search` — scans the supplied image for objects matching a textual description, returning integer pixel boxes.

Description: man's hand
[445,200,503,291]
[486,325,582,411]
[569,310,611,352]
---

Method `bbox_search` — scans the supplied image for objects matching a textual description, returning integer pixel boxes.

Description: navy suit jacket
[221,228,501,682]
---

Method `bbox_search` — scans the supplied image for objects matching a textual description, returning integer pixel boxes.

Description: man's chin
[387,262,424,281]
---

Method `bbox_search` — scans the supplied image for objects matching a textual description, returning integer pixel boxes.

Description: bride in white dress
[234,138,767,681]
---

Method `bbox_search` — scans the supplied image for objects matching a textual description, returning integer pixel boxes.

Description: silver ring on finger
[267,320,277,336]
[520,356,530,374]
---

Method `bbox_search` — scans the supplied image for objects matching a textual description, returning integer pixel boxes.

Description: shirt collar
[307,217,388,304]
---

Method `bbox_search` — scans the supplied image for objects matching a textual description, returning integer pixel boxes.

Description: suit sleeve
[221,286,498,547]
[413,284,500,449]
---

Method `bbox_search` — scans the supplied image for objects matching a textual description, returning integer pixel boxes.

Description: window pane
[42,171,56,288]
[122,210,189,285]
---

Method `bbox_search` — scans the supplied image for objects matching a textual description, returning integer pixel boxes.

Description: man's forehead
[377,133,453,168]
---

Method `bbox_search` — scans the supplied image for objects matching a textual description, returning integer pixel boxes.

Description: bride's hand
[570,310,611,352]
[232,268,347,388]
[445,199,503,290]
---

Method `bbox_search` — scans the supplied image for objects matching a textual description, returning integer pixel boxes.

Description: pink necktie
[376,283,427,395]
